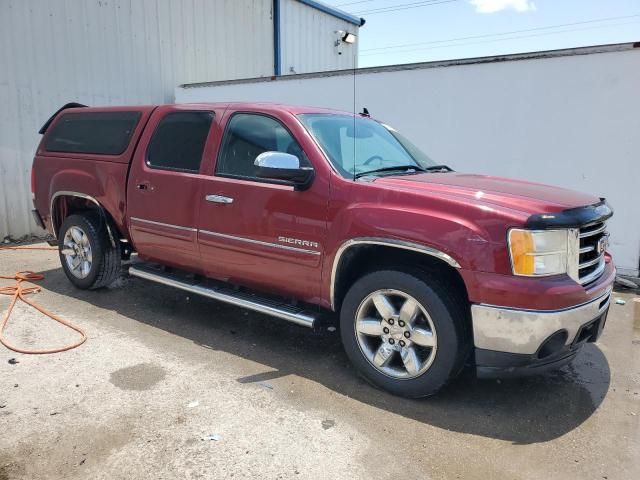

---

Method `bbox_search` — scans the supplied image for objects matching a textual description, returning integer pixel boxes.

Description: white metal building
[0,0,364,240]
[176,43,640,276]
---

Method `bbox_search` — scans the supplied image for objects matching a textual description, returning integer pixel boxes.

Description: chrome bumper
[471,288,612,355]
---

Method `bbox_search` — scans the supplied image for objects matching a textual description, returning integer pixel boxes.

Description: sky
[323,0,640,67]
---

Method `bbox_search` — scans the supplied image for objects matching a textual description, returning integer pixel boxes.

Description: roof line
[180,41,639,89]
[296,0,365,26]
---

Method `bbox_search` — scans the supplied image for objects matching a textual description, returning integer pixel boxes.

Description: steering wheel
[363,155,384,166]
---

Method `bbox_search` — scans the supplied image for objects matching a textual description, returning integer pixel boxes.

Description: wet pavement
[0,245,639,479]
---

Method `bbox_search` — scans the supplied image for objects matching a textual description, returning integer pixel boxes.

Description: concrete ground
[0,245,638,480]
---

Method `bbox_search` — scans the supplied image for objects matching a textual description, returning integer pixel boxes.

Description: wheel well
[51,195,121,243]
[333,244,469,313]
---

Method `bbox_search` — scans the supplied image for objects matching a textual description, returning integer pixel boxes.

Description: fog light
[536,330,568,359]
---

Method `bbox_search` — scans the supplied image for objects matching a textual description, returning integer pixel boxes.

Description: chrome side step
[128,264,317,328]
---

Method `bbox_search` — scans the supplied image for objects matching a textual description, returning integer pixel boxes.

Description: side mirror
[254,152,314,190]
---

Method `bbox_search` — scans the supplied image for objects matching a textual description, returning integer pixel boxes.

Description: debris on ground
[615,298,626,305]
[321,419,336,430]
[258,382,274,390]
[615,276,639,289]
[201,433,221,441]
[8,358,19,365]
[327,326,337,332]
[187,401,199,408]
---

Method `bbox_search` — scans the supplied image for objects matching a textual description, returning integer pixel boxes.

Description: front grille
[577,221,608,285]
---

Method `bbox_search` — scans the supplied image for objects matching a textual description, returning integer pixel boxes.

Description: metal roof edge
[295,0,365,26]
[180,41,639,89]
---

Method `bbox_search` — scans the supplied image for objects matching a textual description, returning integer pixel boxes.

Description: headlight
[508,229,569,276]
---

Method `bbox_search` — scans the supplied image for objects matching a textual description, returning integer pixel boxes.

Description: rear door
[127,105,221,271]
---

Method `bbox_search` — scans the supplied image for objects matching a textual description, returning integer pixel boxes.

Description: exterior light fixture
[342,32,356,44]
[335,30,357,47]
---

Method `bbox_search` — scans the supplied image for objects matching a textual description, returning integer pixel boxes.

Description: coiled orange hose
[0,246,87,354]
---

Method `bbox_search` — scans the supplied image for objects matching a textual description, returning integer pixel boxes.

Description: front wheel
[58,213,121,289]
[340,269,469,398]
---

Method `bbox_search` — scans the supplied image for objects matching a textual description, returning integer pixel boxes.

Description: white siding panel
[280,0,358,75]
[176,46,640,276]
[0,0,274,240]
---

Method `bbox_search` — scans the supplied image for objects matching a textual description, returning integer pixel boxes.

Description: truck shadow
[38,268,610,445]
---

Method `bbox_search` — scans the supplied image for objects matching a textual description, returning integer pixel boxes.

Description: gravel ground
[0,244,638,479]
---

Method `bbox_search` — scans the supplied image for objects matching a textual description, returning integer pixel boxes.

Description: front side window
[45,111,141,155]
[216,113,308,179]
[298,114,436,178]
[147,111,213,173]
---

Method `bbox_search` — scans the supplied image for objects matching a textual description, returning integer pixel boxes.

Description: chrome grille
[577,221,608,285]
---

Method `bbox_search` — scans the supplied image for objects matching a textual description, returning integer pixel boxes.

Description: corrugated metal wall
[0,0,275,240]
[280,0,358,75]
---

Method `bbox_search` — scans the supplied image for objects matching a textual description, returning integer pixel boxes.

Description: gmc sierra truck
[31,102,615,397]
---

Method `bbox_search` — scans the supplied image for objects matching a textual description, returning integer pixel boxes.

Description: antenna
[353,61,356,181]
[352,38,357,182]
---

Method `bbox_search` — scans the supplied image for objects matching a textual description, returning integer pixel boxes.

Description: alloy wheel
[354,289,437,379]
[61,226,93,279]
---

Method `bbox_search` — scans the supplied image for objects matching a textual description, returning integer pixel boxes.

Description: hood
[373,172,600,215]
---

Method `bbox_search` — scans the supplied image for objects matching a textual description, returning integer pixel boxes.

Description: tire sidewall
[58,214,105,289]
[340,270,462,398]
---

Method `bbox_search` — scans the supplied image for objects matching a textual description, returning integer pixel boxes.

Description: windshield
[298,114,436,178]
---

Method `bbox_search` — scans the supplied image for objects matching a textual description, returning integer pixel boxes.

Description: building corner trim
[273,0,281,76]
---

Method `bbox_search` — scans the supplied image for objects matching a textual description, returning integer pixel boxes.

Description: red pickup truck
[32,102,615,397]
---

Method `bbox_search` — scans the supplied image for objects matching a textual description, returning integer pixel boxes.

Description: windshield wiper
[424,164,452,172]
[355,165,425,179]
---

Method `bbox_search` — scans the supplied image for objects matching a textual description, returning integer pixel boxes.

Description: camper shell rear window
[44,111,141,155]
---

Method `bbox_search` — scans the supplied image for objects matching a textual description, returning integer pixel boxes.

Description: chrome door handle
[205,194,234,204]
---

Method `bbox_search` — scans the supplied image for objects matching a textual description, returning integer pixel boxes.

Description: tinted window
[45,111,141,155]
[216,114,308,179]
[147,111,213,172]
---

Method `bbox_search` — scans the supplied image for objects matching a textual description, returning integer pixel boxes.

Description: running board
[128,264,317,328]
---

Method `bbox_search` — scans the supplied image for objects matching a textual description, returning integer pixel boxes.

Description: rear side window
[45,111,141,155]
[147,111,213,173]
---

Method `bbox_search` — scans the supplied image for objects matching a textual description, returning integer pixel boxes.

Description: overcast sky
[324,0,640,67]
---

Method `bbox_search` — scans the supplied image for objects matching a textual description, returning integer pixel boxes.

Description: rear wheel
[59,213,121,289]
[340,269,468,398]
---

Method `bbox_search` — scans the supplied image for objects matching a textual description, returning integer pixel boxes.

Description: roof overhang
[295,0,365,26]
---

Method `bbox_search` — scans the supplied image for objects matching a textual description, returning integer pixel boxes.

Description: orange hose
[0,246,60,250]
[0,246,87,354]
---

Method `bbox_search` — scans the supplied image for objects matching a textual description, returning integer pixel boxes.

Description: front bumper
[471,287,612,378]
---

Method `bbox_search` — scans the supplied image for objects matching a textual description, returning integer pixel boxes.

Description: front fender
[327,201,502,271]
[321,192,526,309]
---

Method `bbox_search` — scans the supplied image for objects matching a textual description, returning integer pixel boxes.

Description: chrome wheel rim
[355,289,437,379]
[61,226,93,279]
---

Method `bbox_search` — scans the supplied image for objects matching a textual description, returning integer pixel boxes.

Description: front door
[127,105,218,271]
[196,110,329,303]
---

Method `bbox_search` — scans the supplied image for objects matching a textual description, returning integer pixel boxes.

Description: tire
[58,213,121,290]
[340,269,469,398]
